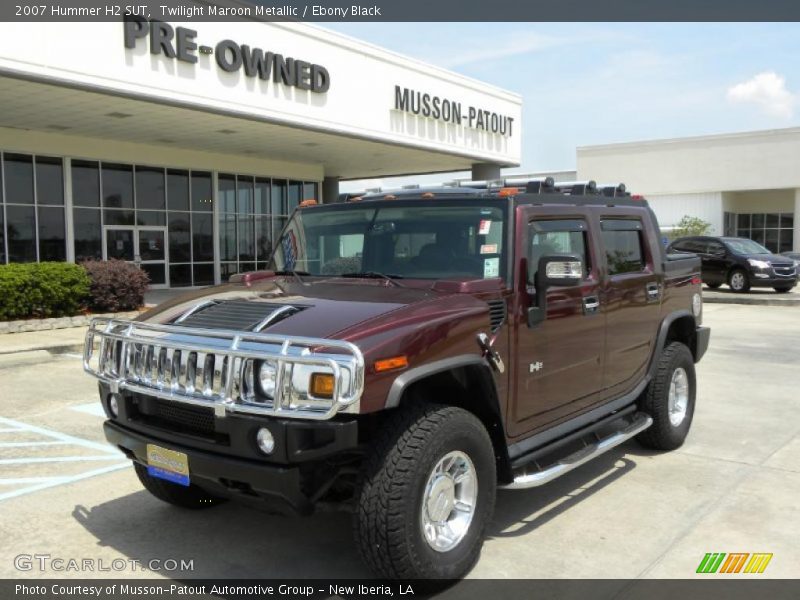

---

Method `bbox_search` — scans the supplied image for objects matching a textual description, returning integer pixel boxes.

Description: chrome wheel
[730,272,746,291]
[668,367,689,427]
[420,450,478,553]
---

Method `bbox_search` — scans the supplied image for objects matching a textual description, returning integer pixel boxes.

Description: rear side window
[528,219,590,282]
[601,219,645,275]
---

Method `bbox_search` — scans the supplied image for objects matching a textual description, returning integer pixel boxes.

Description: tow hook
[477,333,505,374]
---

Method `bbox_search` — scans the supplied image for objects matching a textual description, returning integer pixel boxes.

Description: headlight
[258,361,278,398]
[747,259,770,269]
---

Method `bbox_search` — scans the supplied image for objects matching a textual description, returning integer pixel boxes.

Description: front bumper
[106,420,318,514]
[748,269,797,287]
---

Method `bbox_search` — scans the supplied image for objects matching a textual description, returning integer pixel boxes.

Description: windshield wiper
[340,271,405,287]
[274,269,310,285]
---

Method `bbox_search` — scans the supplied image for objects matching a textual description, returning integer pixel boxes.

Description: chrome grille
[84,318,365,420]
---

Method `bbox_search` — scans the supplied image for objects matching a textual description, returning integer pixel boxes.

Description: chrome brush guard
[83,317,365,420]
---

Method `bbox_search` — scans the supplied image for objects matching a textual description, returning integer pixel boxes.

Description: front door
[512,211,606,434]
[103,226,169,289]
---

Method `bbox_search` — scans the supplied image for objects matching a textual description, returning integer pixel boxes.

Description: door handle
[646,282,661,301]
[583,296,600,315]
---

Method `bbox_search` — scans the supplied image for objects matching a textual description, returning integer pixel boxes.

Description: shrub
[82,259,150,312]
[0,262,91,321]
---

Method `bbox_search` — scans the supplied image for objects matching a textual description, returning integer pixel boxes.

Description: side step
[501,412,653,490]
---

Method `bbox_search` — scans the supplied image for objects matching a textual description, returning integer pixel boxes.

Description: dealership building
[536,128,800,254]
[0,13,521,288]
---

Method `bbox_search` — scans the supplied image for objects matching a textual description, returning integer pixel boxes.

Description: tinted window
[6,205,36,262]
[73,208,102,261]
[102,163,133,209]
[167,170,190,211]
[71,160,100,207]
[135,166,165,210]
[4,154,34,205]
[35,157,64,206]
[191,172,212,212]
[38,206,66,261]
[528,219,590,282]
[601,220,645,274]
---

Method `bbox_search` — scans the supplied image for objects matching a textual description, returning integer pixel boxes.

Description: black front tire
[706,283,722,289]
[354,404,496,580]
[637,342,696,451]
[134,462,226,509]
[774,286,794,293]
[728,269,751,292]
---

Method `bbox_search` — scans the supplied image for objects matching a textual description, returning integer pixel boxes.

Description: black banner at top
[3,0,800,22]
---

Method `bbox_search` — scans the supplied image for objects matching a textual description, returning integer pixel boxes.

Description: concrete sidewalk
[0,326,88,355]
[703,285,800,306]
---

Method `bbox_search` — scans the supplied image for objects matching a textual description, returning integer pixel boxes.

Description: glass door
[103,226,170,289]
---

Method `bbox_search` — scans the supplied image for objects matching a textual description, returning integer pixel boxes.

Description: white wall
[577,128,800,195]
[0,16,521,166]
[647,192,724,235]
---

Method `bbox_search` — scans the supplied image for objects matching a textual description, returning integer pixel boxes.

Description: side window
[707,241,725,256]
[601,219,646,275]
[528,219,590,282]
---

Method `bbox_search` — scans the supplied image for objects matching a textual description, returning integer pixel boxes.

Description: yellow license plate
[146,444,190,486]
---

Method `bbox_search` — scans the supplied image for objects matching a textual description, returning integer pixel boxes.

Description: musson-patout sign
[394,85,515,137]
[123,16,331,93]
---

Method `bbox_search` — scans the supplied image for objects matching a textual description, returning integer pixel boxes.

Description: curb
[0,310,143,335]
[703,296,800,307]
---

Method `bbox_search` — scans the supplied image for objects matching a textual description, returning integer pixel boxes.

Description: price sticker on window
[478,220,492,235]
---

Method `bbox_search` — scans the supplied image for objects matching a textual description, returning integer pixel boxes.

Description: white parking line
[0,416,129,502]
[69,402,107,418]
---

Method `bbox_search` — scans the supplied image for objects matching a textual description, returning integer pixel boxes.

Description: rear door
[511,209,606,434]
[600,216,662,390]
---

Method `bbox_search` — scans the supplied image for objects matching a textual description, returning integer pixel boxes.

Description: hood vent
[173,300,304,332]
[487,299,507,332]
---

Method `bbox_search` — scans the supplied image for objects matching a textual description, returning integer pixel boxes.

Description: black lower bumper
[105,420,345,515]
[695,326,711,362]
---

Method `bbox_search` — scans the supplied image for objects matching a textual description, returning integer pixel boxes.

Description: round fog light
[256,428,275,455]
[108,394,119,418]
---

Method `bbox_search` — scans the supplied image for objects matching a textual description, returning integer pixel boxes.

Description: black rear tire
[706,283,722,289]
[354,404,496,580]
[637,342,696,451]
[774,286,794,293]
[134,462,226,509]
[728,269,750,292]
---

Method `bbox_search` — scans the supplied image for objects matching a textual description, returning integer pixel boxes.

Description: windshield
[724,238,771,255]
[269,201,507,281]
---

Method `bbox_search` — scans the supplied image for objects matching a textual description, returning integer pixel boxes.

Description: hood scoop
[173,300,305,332]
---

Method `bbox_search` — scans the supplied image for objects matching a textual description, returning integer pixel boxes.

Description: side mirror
[528,253,584,327]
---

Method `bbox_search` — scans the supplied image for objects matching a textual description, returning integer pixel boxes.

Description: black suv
[668,236,798,293]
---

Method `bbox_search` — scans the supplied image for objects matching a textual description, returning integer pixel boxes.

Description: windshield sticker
[478,219,492,235]
[484,257,500,278]
[480,243,498,254]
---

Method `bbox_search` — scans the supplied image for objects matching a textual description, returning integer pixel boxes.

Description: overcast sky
[323,22,800,191]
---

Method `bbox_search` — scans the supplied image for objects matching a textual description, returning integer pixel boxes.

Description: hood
[138,277,489,342]
[742,253,795,264]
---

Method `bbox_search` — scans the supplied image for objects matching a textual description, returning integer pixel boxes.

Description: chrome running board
[501,412,653,490]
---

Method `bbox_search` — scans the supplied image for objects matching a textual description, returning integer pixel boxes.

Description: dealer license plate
[146,444,190,487]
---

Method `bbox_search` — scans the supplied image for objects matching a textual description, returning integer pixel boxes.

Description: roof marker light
[497,187,519,197]
[299,199,317,207]
[421,192,435,199]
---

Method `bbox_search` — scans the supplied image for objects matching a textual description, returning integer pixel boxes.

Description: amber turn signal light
[374,355,409,373]
[309,373,335,398]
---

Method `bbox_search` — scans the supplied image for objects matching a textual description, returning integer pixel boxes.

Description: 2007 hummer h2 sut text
[84,178,710,580]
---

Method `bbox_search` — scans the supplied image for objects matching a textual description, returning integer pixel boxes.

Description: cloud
[727,71,796,118]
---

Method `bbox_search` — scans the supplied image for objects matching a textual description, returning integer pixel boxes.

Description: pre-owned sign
[123,16,330,93]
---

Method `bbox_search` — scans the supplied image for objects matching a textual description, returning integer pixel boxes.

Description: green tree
[669,215,712,240]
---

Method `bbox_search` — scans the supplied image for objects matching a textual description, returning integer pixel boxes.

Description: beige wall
[0,127,323,181]
[723,189,795,214]
[577,127,800,195]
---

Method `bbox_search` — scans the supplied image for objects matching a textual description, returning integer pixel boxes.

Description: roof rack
[338,177,636,203]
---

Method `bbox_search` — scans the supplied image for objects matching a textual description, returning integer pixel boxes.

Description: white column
[794,189,800,252]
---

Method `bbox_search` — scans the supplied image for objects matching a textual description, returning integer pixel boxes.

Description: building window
[218,175,318,280]
[736,213,794,253]
[1,152,66,264]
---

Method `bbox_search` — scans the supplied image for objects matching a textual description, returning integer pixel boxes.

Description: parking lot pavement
[0,303,797,580]
[703,283,800,305]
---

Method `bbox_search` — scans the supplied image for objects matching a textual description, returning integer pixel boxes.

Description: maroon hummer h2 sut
[83,177,710,580]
